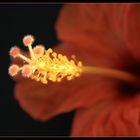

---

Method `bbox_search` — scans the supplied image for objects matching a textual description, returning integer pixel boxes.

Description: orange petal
[124,4,140,61]
[56,4,133,68]
[12,43,117,121]
[71,94,140,136]
[10,4,139,123]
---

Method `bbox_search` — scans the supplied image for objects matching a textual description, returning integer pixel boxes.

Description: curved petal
[71,94,140,136]
[10,4,140,123]
[124,4,140,61]
[56,4,134,69]
[11,43,118,121]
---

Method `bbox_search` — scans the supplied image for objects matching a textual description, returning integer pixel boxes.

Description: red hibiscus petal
[13,43,118,121]
[71,94,140,136]
[124,4,140,61]
[11,4,140,124]
[56,4,134,70]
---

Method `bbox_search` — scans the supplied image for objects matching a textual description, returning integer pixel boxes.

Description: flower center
[118,82,140,97]
[118,59,140,97]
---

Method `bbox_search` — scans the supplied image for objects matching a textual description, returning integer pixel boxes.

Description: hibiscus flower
[9,4,140,136]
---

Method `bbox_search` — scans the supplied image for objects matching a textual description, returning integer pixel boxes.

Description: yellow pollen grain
[9,37,83,84]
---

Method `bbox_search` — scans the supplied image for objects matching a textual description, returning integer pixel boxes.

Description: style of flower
[9,4,140,136]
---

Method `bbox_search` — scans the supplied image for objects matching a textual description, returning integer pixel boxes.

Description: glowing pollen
[9,35,139,86]
[9,35,83,84]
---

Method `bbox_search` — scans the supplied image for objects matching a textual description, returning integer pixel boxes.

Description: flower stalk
[83,66,139,86]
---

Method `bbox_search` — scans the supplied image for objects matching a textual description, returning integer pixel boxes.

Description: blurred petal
[71,94,140,136]
[124,4,140,61]
[10,4,140,132]
[56,4,134,70]
[13,43,118,121]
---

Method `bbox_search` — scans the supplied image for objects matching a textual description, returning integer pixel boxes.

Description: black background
[0,4,74,136]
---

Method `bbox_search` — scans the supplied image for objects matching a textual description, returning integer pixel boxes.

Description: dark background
[0,4,74,136]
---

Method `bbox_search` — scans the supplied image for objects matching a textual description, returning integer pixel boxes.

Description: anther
[67,75,73,80]
[78,61,83,67]
[48,48,53,53]
[52,52,57,58]
[41,79,48,84]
